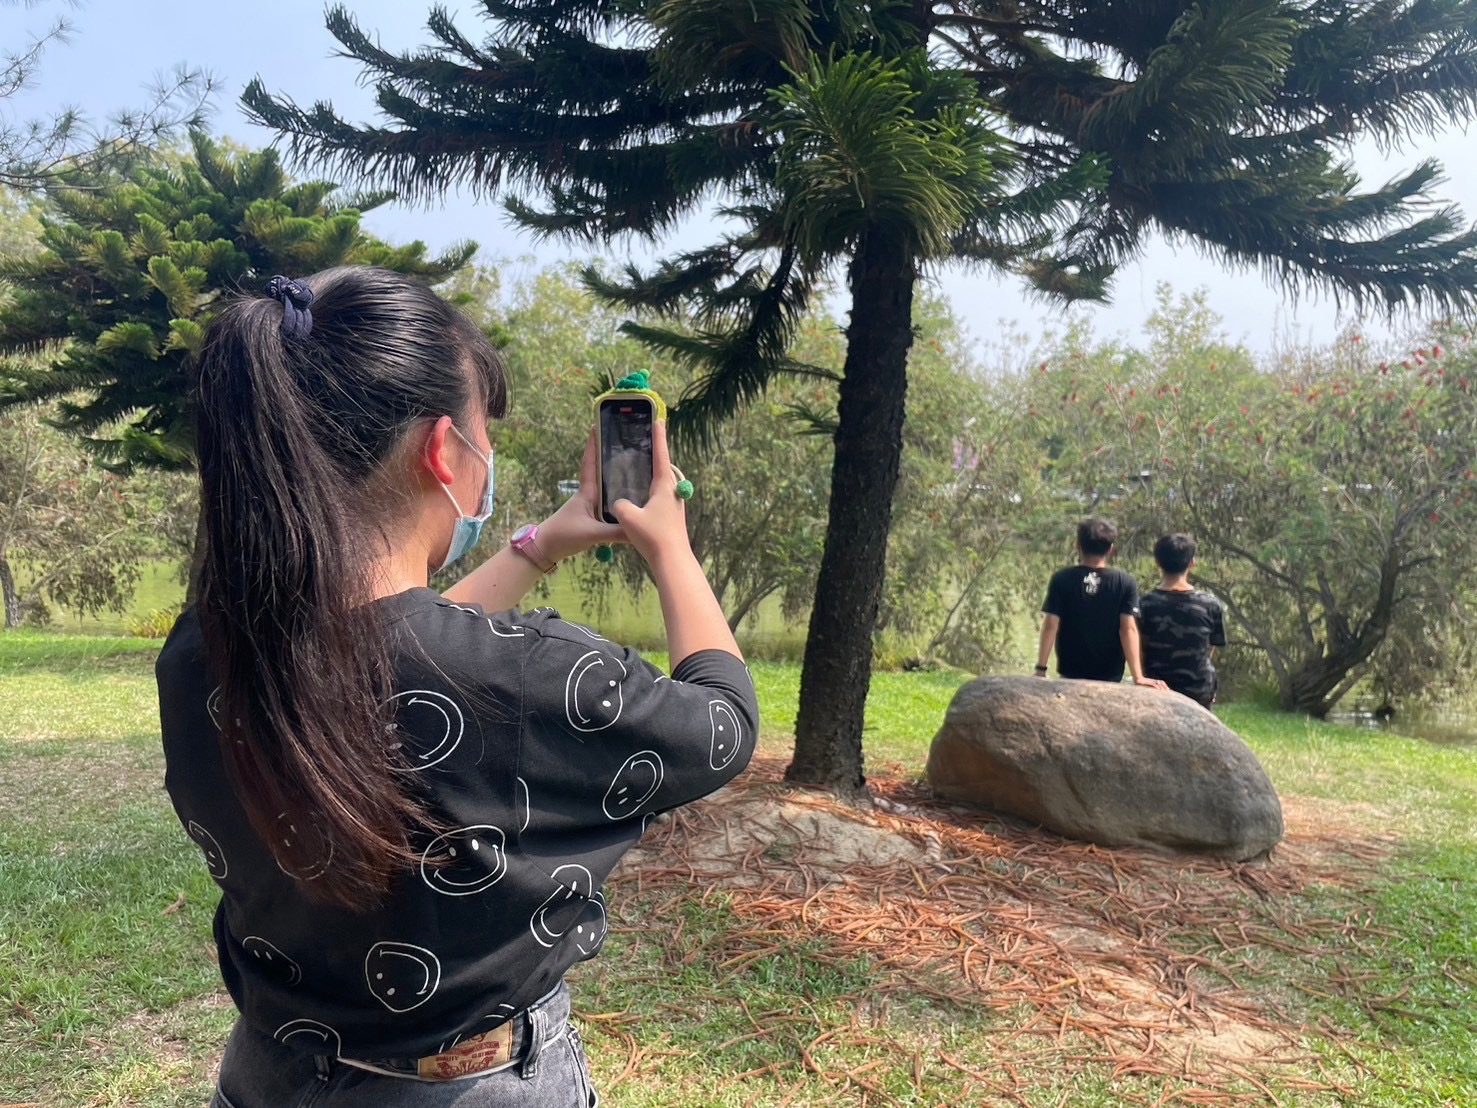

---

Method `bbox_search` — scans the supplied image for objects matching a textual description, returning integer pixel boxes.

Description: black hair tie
[265,275,315,339]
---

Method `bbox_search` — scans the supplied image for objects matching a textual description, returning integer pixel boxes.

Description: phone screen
[599,397,654,524]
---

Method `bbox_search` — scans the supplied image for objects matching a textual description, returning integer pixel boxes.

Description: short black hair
[1077,518,1117,556]
[1154,533,1196,575]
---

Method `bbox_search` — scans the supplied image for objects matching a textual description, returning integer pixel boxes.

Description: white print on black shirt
[273,811,334,881]
[275,1018,341,1054]
[709,700,743,771]
[243,935,302,987]
[530,863,601,948]
[157,600,761,1061]
[565,650,627,732]
[419,825,508,897]
[366,941,442,1013]
[572,895,608,958]
[187,819,228,880]
[516,776,531,833]
[384,689,465,771]
[602,750,664,819]
[445,600,525,638]
[1084,571,1101,596]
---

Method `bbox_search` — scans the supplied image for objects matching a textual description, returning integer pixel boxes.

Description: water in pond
[1328,708,1477,747]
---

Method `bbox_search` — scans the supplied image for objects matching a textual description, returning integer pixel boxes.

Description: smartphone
[597,395,655,524]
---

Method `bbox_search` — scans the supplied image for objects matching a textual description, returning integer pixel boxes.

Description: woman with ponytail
[157,267,757,1106]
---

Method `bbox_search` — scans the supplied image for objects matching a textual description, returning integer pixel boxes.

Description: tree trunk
[726,583,776,634]
[1280,551,1401,717]
[1279,623,1392,717]
[0,555,21,628]
[787,231,916,801]
[1284,650,1378,718]
[186,495,207,605]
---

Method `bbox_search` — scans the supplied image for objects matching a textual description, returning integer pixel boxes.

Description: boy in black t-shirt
[1035,518,1167,688]
[1137,533,1227,708]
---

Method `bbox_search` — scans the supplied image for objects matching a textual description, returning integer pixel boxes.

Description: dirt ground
[613,757,1397,1100]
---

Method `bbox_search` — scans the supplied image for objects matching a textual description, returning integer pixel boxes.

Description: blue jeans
[210,983,597,1107]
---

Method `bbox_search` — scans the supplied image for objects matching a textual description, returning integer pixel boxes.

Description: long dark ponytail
[194,266,506,911]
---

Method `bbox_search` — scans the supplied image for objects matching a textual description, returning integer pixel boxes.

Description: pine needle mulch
[594,756,1399,1106]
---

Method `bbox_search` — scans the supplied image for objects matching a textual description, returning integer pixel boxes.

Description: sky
[9,0,1477,359]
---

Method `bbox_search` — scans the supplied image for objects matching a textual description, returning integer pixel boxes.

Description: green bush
[127,603,183,639]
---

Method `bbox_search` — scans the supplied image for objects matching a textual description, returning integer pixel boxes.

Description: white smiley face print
[530,863,596,948]
[187,820,228,880]
[273,811,334,881]
[274,1018,341,1055]
[243,935,302,987]
[384,690,465,771]
[708,700,743,771]
[601,750,664,821]
[564,651,626,732]
[419,825,507,897]
[571,893,608,959]
[366,941,442,1013]
[516,777,531,834]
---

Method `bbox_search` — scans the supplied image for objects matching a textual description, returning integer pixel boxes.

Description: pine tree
[245,1,1477,795]
[0,132,475,472]
[0,1,213,190]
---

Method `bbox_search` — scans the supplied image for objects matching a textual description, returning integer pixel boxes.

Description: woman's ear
[421,416,458,486]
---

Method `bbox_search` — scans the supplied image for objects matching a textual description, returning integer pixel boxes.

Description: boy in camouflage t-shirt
[1137,534,1226,708]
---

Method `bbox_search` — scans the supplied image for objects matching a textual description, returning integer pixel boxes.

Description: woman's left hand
[537,431,625,562]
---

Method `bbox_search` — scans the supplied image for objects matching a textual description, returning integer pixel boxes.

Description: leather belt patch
[416,1022,516,1081]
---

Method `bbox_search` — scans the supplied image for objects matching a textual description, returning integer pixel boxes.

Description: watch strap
[510,527,557,573]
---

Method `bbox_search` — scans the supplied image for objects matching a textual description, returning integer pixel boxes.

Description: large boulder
[926,677,1283,859]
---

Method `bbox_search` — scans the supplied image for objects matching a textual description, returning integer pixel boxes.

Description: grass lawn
[1,630,1474,1106]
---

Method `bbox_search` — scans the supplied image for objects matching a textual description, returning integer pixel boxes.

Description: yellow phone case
[592,387,667,421]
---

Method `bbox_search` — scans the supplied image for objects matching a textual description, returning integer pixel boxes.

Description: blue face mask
[435,425,495,574]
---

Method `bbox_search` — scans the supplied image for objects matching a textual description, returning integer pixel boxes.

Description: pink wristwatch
[509,523,557,573]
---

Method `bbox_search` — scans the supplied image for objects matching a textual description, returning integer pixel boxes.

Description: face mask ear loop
[448,424,494,520]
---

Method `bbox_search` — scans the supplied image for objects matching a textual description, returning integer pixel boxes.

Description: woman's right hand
[614,419,739,664]
[537,431,625,563]
[610,419,694,569]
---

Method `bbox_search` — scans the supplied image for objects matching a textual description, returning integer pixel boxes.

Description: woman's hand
[537,431,624,563]
[610,419,693,569]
